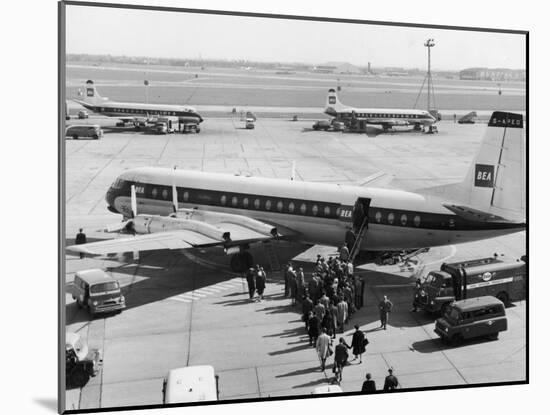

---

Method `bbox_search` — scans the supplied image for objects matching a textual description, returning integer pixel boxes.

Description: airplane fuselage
[105,168,523,251]
[325,107,435,127]
[75,100,204,123]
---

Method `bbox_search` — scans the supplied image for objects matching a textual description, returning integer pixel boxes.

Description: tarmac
[64,116,526,410]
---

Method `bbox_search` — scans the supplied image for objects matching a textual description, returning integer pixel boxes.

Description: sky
[66,4,526,71]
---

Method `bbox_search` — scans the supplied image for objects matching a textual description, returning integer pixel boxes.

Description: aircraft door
[352,197,371,234]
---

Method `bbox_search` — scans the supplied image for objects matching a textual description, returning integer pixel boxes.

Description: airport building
[459,67,526,81]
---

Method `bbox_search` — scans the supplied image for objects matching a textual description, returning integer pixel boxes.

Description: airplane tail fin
[421,112,525,222]
[77,80,105,105]
[325,88,347,116]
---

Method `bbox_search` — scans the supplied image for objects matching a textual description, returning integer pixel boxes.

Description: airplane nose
[105,188,119,213]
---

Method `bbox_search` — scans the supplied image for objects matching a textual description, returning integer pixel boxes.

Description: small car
[66,332,102,387]
[434,296,507,345]
[245,118,255,129]
[78,110,89,119]
[66,124,103,140]
[182,123,201,133]
[313,120,331,131]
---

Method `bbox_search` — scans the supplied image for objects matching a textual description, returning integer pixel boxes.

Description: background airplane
[324,88,436,131]
[68,111,525,272]
[73,80,203,127]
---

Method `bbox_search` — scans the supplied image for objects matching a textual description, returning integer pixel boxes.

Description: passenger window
[232,196,238,207]
[300,203,307,214]
[414,215,421,227]
[277,201,283,212]
[220,195,227,206]
[265,200,272,210]
[243,198,249,208]
[387,213,395,224]
[324,206,330,216]
[400,214,407,225]
[288,202,295,213]
[312,205,318,216]
[162,189,168,199]
[375,212,382,223]
[254,199,260,209]
[183,191,189,202]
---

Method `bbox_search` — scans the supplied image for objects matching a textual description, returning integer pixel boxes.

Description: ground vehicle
[458,111,477,124]
[72,269,126,316]
[245,118,255,129]
[414,256,526,314]
[425,125,438,134]
[162,365,219,403]
[65,124,103,140]
[155,122,174,134]
[331,119,345,131]
[434,296,507,344]
[313,120,331,130]
[182,122,201,133]
[66,332,101,387]
[78,110,89,119]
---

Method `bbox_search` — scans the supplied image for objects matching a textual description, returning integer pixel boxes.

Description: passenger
[336,297,349,333]
[333,337,351,384]
[75,228,87,259]
[302,295,314,331]
[316,328,332,372]
[354,275,363,309]
[290,272,298,305]
[255,266,266,301]
[383,368,399,391]
[319,292,330,310]
[378,295,394,330]
[329,301,338,339]
[361,373,376,393]
[350,324,368,363]
[308,311,321,346]
[340,244,350,262]
[245,267,256,300]
[314,299,326,321]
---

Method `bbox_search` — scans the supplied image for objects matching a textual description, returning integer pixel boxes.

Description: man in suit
[383,368,399,391]
[75,228,87,259]
[378,295,394,330]
[333,337,351,384]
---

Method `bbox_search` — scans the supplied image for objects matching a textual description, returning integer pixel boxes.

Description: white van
[162,365,219,404]
[66,124,103,140]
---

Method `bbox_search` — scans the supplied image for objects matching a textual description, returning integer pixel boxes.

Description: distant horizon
[66,53,526,73]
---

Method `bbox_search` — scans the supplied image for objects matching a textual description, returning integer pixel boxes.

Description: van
[72,269,125,316]
[66,124,103,140]
[434,296,507,344]
[162,365,219,404]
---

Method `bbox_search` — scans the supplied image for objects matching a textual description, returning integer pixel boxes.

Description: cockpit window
[112,178,125,189]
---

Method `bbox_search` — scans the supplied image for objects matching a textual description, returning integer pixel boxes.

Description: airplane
[72,80,203,128]
[68,111,525,272]
[324,88,437,131]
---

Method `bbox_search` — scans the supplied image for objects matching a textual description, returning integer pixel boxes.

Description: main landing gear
[230,249,253,272]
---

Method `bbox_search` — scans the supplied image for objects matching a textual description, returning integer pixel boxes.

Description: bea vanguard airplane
[68,111,525,271]
[73,80,203,127]
[324,88,436,131]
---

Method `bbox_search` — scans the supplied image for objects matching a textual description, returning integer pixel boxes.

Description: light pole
[413,38,437,117]
[425,38,435,112]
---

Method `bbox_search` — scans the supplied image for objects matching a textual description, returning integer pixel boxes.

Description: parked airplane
[324,88,436,131]
[73,80,203,127]
[68,112,525,271]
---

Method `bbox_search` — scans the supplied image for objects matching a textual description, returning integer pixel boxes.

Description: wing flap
[442,203,524,224]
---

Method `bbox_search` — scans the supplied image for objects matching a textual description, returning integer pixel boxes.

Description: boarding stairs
[349,217,369,263]
[263,241,281,272]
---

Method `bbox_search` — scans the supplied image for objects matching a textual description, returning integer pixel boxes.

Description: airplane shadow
[275,366,320,378]
[268,343,313,356]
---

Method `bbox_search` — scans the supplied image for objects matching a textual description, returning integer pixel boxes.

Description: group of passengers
[282,252,365,346]
[244,264,267,301]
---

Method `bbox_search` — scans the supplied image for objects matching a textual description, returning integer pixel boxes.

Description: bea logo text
[474,164,495,188]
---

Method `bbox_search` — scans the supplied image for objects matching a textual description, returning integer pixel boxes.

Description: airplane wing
[356,171,394,188]
[442,203,525,224]
[67,220,279,256]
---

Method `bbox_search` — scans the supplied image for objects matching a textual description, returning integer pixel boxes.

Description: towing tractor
[414,256,526,314]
